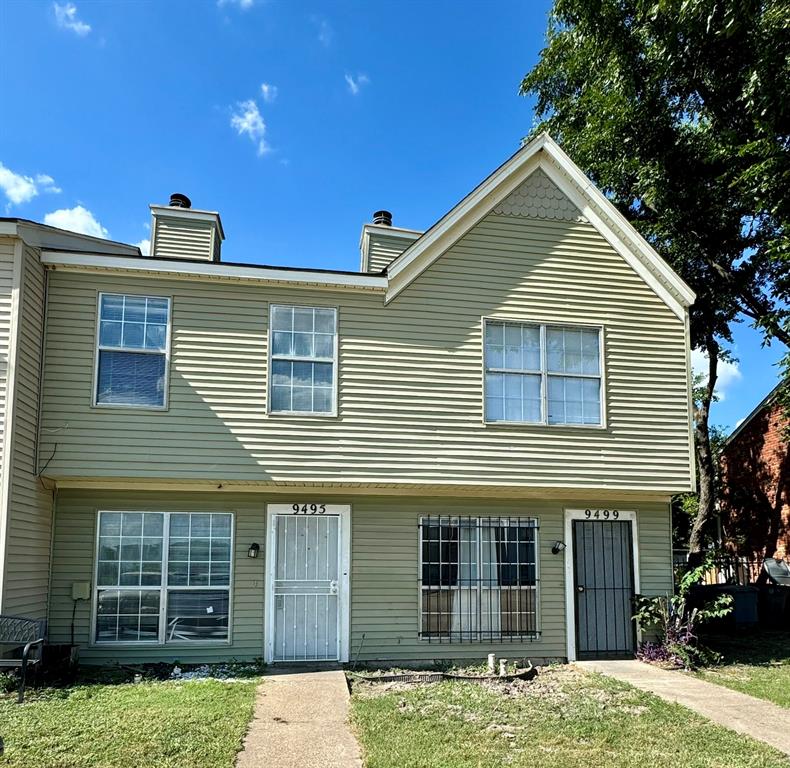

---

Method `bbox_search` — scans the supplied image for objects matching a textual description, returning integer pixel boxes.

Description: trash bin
[759,586,789,628]
[691,584,759,628]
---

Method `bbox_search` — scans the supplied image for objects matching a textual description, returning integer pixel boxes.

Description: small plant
[633,554,733,669]
[0,670,18,694]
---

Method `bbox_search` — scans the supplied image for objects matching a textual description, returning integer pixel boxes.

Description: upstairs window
[269,305,337,415]
[484,320,602,426]
[95,293,171,408]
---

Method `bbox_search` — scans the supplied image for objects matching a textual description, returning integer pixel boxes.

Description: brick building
[719,382,790,558]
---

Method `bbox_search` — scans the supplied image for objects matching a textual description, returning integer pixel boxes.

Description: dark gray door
[572,520,635,659]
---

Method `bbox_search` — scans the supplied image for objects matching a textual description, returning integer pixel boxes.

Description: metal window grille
[418,516,539,642]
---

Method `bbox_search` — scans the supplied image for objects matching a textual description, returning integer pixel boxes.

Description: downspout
[37,265,58,629]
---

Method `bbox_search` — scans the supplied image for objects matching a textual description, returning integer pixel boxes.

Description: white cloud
[0,163,61,206]
[44,206,108,238]
[35,174,62,194]
[344,72,369,95]
[230,99,270,156]
[260,82,278,103]
[53,3,91,36]
[218,0,255,8]
[135,238,151,256]
[691,348,742,402]
[312,16,332,47]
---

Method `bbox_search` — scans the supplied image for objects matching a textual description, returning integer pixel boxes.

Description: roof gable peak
[385,133,695,318]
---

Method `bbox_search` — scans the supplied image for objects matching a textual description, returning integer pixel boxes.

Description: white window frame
[482,317,606,428]
[417,516,541,642]
[267,304,339,417]
[92,291,172,411]
[90,510,234,647]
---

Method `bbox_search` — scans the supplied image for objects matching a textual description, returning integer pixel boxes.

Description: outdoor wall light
[551,541,566,555]
[247,543,260,559]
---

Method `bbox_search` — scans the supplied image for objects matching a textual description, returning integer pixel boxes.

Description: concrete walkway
[236,668,362,768]
[578,660,790,757]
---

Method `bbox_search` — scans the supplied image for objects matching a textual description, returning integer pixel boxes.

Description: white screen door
[266,505,349,662]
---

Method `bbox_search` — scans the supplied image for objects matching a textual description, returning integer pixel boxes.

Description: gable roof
[722,380,787,448]
[384,133,696,318]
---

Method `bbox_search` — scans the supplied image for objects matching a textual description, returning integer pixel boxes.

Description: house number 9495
[584,509,619,519]
[291,504,327,515]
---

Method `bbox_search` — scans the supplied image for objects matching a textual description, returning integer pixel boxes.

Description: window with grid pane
[269,305,337,414]
[419,516,539,642]
[546,327,601,425]
[96,293,170,408]
[95,511,232,644]
[484,320,602,426]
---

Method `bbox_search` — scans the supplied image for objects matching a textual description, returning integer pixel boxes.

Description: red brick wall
[720,402,789,558]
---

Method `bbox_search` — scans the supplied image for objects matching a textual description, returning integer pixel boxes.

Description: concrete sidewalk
[236,668,362,768]
[578,659,790,757]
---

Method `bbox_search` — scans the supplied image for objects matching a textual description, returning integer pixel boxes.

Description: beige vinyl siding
[367,232,415,272]
[39,213,692,492]
[351,496,566,661]
[0,240,15,473]
[3,247,53,618]
[48,489,266,663]
[152,217,215,262]
[48,489,671,664]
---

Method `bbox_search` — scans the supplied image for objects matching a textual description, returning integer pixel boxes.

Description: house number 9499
[584,509,619,519]
[292,504,327,515]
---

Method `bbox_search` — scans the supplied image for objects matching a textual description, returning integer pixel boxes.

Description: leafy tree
[521,0,789,558]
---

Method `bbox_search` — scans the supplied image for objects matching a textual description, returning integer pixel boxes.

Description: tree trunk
[687,336,720,565]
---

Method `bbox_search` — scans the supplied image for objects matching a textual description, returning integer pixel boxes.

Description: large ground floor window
[419,516,539,642]
[94,511,233,644]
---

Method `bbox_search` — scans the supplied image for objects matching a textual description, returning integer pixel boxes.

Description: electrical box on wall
[71,582,90,601]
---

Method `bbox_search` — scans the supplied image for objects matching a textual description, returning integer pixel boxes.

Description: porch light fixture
[551,541,566,555]
[247,543,260,559]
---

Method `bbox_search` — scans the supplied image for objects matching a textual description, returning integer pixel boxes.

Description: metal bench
[0,615,45,703]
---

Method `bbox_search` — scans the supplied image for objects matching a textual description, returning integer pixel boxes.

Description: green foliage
[694,631,790,708]
[0,670,18,694]
[350,668,789,766]
[521,0,790,369]
[0,678,258,767]
[633,554,733,668]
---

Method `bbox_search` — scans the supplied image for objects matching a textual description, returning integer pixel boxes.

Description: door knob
[329,580,338,595]
[577,585,585,593]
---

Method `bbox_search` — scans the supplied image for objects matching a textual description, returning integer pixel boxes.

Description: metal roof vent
[372,210,392,226]
[169,193,192,209]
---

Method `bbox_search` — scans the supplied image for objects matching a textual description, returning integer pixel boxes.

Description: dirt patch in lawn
[350,664,645,712]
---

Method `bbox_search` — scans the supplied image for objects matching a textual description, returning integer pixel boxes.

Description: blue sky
[0,0,783,430]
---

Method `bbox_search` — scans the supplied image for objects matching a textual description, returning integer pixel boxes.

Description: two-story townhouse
[0,134,695,666]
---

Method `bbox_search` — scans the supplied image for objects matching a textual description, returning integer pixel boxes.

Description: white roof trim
[40,251,388,291]
[358,224,422,272]
[385,133,695,316]
[150,205,225,240]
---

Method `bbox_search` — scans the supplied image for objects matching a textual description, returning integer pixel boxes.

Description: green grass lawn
[0,678,258,767]
[350,666,788,768]
[692,631,790,708]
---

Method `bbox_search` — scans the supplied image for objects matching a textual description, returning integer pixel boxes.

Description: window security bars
[419,516,539,643]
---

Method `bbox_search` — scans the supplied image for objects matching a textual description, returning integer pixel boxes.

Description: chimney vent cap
[372,210,392,227]
[169,193,192,209]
